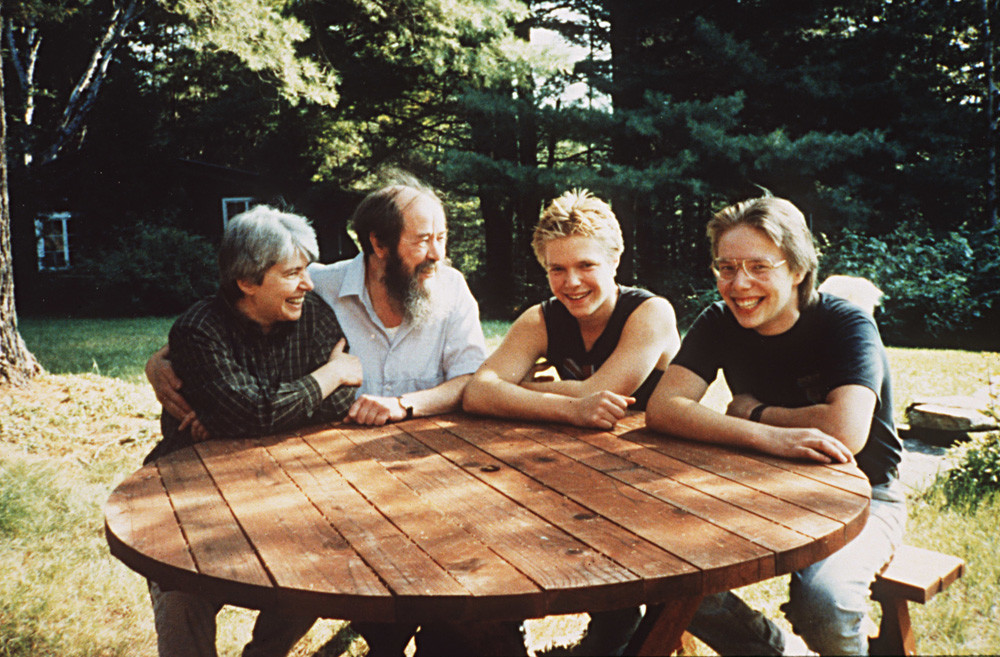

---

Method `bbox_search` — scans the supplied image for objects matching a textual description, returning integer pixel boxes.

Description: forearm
[756,403,867,453]
[465,373,582,424]
[404,374,472,417]
[521,378,588,397]
[648,395,771,451]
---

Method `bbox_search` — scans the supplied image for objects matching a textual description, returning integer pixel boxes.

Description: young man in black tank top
[464,189,679,429]
[454,190,680,657]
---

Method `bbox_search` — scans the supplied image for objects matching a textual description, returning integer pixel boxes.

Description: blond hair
[531,189,624,267]
[707,197,819,308]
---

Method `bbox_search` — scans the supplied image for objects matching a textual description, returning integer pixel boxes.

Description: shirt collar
[338,253,368,300]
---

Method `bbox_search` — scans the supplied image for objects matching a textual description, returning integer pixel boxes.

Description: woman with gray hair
[217,205,321,303]
[143,205,364,657]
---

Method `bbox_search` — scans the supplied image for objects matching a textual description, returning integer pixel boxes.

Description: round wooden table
[105,413,870,655]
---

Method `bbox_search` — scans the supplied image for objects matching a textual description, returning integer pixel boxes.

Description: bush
[820,222,998,344]
[75,223,217,315]
[930,432,1000,513]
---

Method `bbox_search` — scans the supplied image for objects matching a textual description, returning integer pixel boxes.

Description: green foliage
[820,223,996,342]
[930,433,1000,514]
[165,0,340,107]
[75,223,216,316]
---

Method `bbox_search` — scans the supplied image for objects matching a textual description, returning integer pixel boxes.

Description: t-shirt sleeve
[822,304,886,404]
[670,304,724,385]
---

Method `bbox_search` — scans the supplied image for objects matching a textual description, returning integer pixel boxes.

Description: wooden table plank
[540,423,868,575]
[623,429,870,524]
[560,424,845,539]
[104,465,196,579]
[333,420,643,616]
[194,439,390,618]
[742,452,873,496]
[292,428,544,622]
[437,418,777,594]
[422,416,701,604]
[156,446,272,588]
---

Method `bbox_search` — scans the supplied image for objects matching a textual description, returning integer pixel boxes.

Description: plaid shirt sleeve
[169,294,356,439]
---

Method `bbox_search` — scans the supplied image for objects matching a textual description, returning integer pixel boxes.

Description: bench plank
[869,544,966,657]
[873,544,966,604]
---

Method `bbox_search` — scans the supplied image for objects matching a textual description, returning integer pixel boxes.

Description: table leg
[625,594,704,657]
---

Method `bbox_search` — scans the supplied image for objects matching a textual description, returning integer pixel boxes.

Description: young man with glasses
[646,196,905,655]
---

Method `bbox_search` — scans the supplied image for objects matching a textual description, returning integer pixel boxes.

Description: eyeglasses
[711,258,787,281]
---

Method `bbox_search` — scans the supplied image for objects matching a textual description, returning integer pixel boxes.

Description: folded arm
[726,384,875,454]
[646,364,854,464]
[463,306,642,429]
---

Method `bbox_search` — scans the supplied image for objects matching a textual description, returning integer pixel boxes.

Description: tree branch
[39,0,144,166]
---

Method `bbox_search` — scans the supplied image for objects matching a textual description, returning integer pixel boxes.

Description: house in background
[12,157,359,316]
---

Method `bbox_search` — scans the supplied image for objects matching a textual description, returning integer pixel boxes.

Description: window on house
[35,212,72,271]
[222,197,255,226]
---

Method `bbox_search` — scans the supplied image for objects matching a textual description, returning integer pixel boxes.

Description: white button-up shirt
[308,254,487,398]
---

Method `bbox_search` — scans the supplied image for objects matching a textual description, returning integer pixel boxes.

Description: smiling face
[544,235,619,325]
[715,224,805,336]
[236,251,313,332]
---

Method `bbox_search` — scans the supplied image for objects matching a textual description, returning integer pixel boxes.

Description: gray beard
[384,254,444,327]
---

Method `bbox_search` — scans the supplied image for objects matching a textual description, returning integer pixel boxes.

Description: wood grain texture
[106,412,870,627]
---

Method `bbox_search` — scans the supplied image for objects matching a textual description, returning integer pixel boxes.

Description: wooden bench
[869,544,966,656]
[677,545,965,656]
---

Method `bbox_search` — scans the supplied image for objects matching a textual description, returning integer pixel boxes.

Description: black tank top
[541,285,664,410]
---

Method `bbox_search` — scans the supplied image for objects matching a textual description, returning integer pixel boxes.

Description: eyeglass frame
[710,258,788,281]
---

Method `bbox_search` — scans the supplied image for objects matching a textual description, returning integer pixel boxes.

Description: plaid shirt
[146,291,356,462]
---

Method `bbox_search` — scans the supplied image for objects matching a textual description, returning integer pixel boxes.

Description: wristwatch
[749,404,768,423]
[397,396,414,420]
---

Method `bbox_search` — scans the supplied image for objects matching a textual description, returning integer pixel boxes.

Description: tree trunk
[985,0,998,228]
[0,0,43,386]
[608,0,644,284]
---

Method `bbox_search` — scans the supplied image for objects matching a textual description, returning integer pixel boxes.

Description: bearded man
[306,179,488,425]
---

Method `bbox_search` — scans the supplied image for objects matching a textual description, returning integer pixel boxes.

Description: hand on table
[347,394,407,426]
[762,426,855,464]
[570,391,635,430]
[727,394,854,464]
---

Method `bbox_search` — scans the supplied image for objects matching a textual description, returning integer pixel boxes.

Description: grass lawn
[2,317,998,655]
[18,316,176,384]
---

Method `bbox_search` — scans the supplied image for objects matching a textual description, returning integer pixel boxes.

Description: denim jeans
[688,480,907,656]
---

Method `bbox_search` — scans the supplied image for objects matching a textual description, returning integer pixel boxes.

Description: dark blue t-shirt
[672,293,901,484]
[541,285,664,410]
